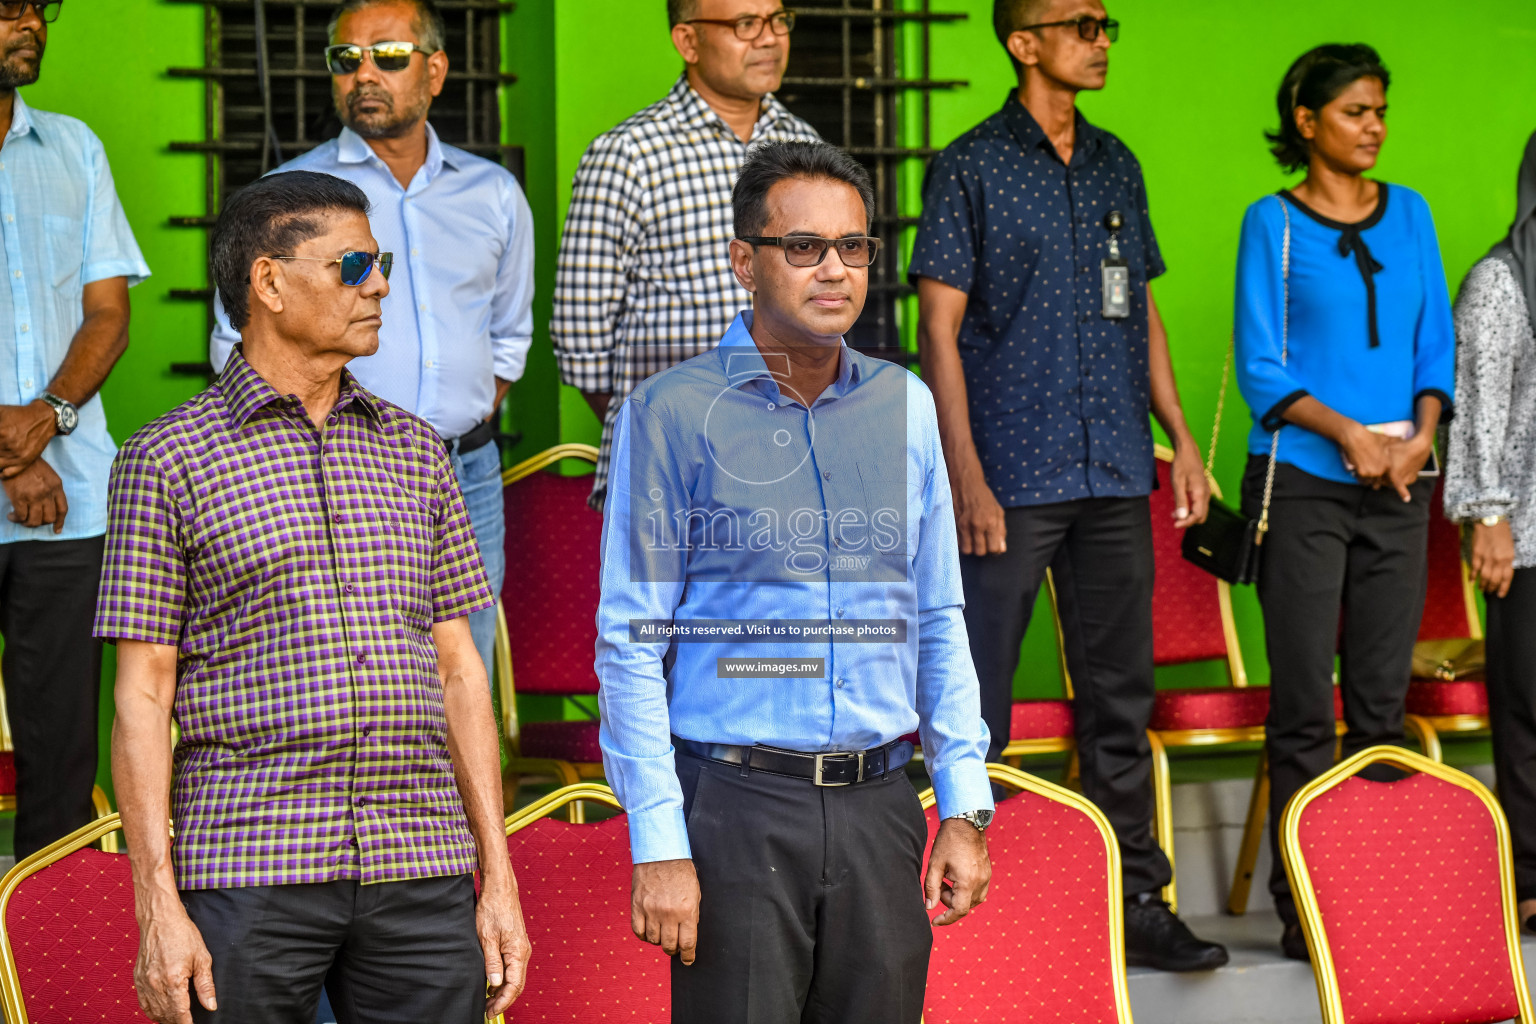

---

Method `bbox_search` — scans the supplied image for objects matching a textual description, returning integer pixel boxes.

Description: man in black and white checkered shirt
[551,0,819,510]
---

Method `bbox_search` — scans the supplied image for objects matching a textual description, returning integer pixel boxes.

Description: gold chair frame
[497,444,606,821]
[1280,744,1533,1024]
[917,763,1134,1024]
[1402,559,1488,762]
[0,813,127,1024]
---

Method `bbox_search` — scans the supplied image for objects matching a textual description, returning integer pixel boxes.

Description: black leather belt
[674,736,912,787]
[444,419,494,456]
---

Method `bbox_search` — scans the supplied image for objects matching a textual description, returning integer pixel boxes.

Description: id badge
[1101,259,1130,318]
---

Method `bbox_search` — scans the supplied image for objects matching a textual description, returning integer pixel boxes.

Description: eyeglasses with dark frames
[267,251,394,287]
[1017,15,1118,43]
[738,235,882,269]
[0,1,61,23]
[324,41,436,76]
[684,9,795,41]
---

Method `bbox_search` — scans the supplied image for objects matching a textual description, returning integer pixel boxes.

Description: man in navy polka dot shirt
[910,0,1225,973]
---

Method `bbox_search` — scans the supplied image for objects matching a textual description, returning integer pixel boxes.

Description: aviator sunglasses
[324,41,435,75]
[268,251,394,286]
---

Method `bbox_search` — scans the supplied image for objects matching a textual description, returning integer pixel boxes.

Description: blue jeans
[451,441,505,682]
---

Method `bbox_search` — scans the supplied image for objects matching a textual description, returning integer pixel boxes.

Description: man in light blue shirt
[211,0,533,675]
[0,0,150,859]
[597,141,992,1023]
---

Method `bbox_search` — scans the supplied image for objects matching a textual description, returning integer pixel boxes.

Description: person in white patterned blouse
[1446,129,1536,932]
[550,0,819,511]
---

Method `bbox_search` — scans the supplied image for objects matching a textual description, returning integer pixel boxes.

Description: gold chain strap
[1255,197,1290,544]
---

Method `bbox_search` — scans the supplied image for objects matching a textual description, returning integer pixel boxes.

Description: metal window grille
[778,1,967,362]
[164,0,517,373]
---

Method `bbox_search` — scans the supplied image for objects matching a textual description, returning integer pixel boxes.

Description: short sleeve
[94,444,188,645]
[908,147,980,293]
[428,446,495,622]
[81,133,150,288]
[1129,156,1166,279]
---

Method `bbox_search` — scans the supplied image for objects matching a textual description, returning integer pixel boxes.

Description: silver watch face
[57,402,77,434]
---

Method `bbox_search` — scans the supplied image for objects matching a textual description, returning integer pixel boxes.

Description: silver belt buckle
[813,751,864,787]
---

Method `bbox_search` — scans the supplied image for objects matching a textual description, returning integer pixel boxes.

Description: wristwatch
[39,392,77,436]
[947,809,994,833]
[1480,515,1507,528]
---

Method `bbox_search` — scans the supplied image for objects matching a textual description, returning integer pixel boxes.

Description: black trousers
[1487,567,1536,902]
[181,875,485,1024]
[0,536,104,860]
[671,750,932,1024]
[959,497,1170,897]
[1243,459,1432,924]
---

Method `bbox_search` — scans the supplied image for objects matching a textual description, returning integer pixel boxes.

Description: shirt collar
[999,92,1103,165]
[218,346,383,429]
[335,121,455,178]
[665,73,787,138]
[7,92,35,143]
[716,311,862,405]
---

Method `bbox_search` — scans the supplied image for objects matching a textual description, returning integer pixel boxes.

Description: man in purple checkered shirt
[95,172,530,1024]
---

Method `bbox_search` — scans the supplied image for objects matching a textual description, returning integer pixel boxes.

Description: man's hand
[952,459,1007,556]
[133,896,216,1024]
[1470,519,1516,598]
[924,818,991,926]
[478,876,533,1017]
[631,859,701,964]
[3,457,68,532]
[1382,435,1433,502]
[0,400,56,476]
[1339,423,1393,488]
[1168,439,1211,529]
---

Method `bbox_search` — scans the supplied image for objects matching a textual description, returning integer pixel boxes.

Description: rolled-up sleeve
[551,130,647,395]
[909,383,993,819]
[595,398,691,863]
[1235,201,1309,431]
[95,443,187,645]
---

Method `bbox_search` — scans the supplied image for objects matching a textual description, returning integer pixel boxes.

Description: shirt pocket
[44,214,83,290]
[855,461,911,582]
[378,493,437,623]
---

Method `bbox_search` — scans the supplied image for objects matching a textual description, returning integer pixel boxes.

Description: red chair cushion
[520,720,603,764]
[1150,686,1345,731]
[502,472,604,695]
[1010,700,1074,740]
[923,790,1120,1022]
[1149,458,1229,666]
[1418,484,1477,642]
[0,750,15,794]
[1405,679,1489,717]
[1295,771,1520,1024]
[5,846,146,1022]
[507,813,669,1022]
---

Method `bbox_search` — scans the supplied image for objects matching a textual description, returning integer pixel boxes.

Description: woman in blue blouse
[1233,44,1454,960]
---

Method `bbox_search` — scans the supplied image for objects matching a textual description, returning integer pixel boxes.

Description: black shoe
[1123,893,1230,972]
[1281,923,1310,962]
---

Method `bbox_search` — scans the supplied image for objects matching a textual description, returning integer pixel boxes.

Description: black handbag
[1180,196,1291,585]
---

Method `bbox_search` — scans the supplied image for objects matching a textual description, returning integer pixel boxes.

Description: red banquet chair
[497,444,607,818]
[497,783,669,1024]
[1281,744,1533,1024]
[0,815,139,1023]
[1402,484,1489,761]
[919,763,1133,1024]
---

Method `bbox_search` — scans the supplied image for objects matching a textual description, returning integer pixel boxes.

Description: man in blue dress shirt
[597,141,993,1023]
[211,0,533,677]
[910,0,1225,971]
[0,0,150,860]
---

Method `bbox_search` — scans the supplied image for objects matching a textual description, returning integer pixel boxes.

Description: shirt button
[356,796,367,806]
[349,837,358,847]
[361,725,372,738]
[822,470,831,481]
[356,653,367,665]
[835,678,846,689]
[3,215,11,223]
[11,269,18,277]
[837,608,845,617]
[344,583,356,594]
[21,378,31,389]
[410,248,419,256]
[419,303,427,312]
[424,359,434,369]
[19,323,26,332]
[332,512,343,524]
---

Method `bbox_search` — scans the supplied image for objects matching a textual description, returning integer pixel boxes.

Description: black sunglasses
[738,236,882,269]
[268,251,394,286]
[0,0,61,23]
[324,41,435,75]
[1018,15,1119,43]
